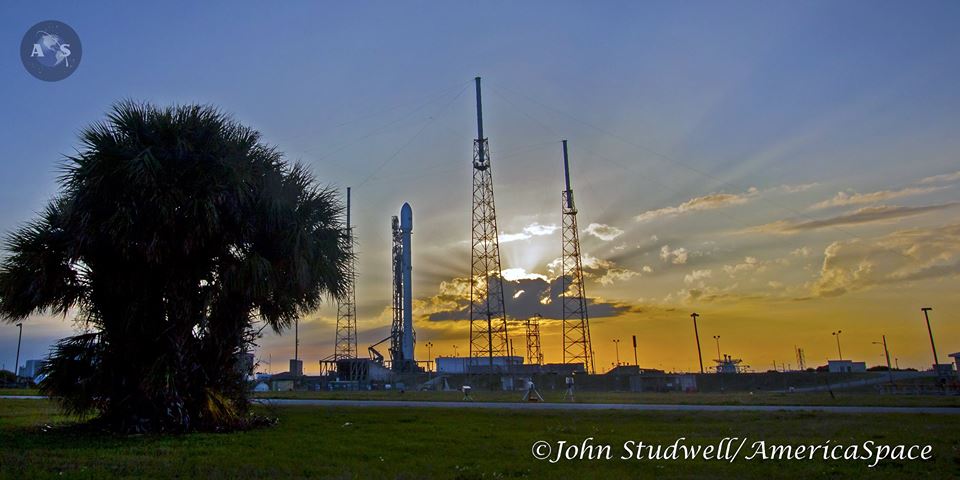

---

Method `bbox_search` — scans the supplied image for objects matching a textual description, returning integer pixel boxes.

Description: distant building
[948,353,960,372]
[18,359,43,379]
[289,359,303,376]
[827,360,866,373]
[435,356,523,374]
[236,352,255,377]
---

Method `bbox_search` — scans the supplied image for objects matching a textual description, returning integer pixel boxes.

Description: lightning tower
[469,77,509,367]
[560,140,595,373]
[334,187,358,360]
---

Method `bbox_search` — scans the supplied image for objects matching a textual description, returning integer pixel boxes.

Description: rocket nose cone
[401,202,413,229]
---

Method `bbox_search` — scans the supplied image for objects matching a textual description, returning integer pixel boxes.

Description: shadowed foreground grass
[1,399,957,479]
[254,389,960,407]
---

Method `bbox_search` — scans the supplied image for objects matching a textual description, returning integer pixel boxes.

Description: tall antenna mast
[468,77,509,369]
[560,140,594,373]
[334,187,358,360]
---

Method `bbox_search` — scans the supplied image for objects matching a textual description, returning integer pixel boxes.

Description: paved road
[4,395,956,414]
[254,398,959,415]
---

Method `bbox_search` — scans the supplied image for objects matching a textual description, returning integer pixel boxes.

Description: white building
[827,360,866,373]
[436,356,523,374]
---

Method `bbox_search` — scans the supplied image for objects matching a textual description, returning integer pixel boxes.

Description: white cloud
[501,268,548,282]
[499,222,558,243]
[636,189,757,223]
[810,186,946,210]
[660,245,688,264]
[584,223,624,241]
[791,247,812,257]
[811,223,960,297]
[918,170,960,185]
[684,269,713,285]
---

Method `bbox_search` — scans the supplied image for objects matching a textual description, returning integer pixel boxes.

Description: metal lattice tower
[560,140,595,374]
[388,215,404,366]
[468,77,509,367]
[334,187,358,360]
[525,314,544,366]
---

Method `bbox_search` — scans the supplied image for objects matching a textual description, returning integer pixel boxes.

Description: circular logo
[20,20,82,82]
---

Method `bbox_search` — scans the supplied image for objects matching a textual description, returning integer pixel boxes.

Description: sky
[1,1,959,375]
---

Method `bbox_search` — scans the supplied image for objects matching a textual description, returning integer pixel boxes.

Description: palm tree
[0,101,350,432]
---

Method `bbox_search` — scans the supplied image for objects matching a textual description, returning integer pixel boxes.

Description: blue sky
[2,1,959,373]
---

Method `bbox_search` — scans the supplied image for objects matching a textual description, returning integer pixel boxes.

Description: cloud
[660,245,688,264]
[634,183,816,223]
[791,247,812,257]
[743,203,959,234]
[584,223,624,241]
[424,274,636,321]
[498,222,558,243]
[810,223,960,297]
[919,170,960,185]
[683,269,712,285]
[811,186,946,209]
[722,257,761,276]
[636,189,756,223]
[547,253,639,285]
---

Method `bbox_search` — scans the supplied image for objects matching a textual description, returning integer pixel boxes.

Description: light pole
[712,335,721,371]
[452,344,459,357]
[14,323,23,384]
[921,307,940,370]
[832,330,843,360]
[691,313,704,374]
[872,335,894,384]
[425,342,434,372]
[632,335,638,367]
[613,339,621,366]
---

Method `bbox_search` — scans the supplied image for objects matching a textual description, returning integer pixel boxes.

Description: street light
[452,344,459,357]
[612,339,621,366]
[14,323,23,384]
[425,342,434,372]
[832,330,843,360]
[691,313,704,374]
[712,335,721,369]
[921,307,940,370]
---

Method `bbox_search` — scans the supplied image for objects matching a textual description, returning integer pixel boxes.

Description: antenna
[334,187,358,360]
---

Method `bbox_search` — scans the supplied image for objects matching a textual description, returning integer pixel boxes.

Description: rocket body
[400,203,414,360]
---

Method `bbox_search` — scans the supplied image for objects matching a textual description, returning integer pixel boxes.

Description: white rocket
[400,202,415,360]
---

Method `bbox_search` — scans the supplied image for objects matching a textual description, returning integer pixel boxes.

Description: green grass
[0,388,39,396]
[255,389,960,407]
[2,399,958,479]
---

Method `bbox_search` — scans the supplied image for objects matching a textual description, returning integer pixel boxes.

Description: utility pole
[613,339,621,366]
[832,330,843,360]
[14,323,22,382]
[691,313,704,374]
[921,307,940,369]
[632,335,638,367]
[873,335,894,384]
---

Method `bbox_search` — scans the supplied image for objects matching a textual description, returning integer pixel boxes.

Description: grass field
[253,389,960,408]
[1,399,957,479]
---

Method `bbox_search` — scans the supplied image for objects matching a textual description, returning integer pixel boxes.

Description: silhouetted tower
[560,140,595,374]
[388,215,404,366]
[334,187,358,359]
[469,77,509,367]
[795,346,806,371]
[526,314,544,366]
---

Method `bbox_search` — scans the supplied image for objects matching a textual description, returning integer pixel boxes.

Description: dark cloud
[427,275,633,322]
[746,203,959,234]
